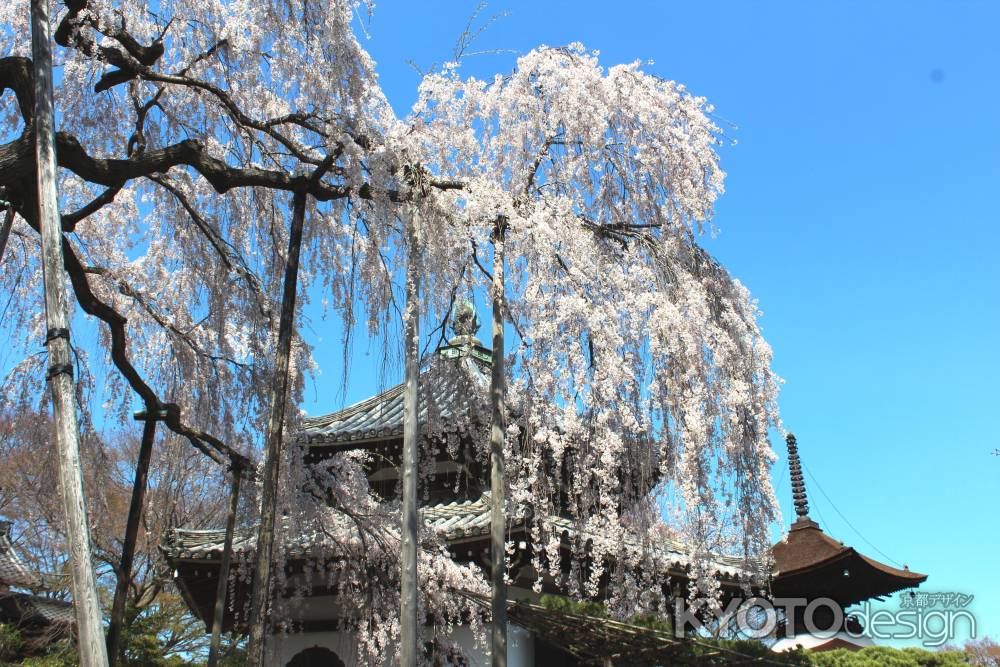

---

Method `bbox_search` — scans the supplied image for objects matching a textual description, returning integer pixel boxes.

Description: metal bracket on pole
[44,327,70,345]
[44,328,73,380]
[45,363,73,380]
[133,402,178,422]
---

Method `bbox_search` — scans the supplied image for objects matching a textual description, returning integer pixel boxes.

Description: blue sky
[298,0,1000,648]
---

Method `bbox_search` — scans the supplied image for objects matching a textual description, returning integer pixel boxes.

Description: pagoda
[769,434,927,652]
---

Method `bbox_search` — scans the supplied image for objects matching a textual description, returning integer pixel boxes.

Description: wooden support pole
[247,190,307,666]
[0,207,14,266]
[489,220,507,667]
[106,415,158,665]
[208,464,243,667]
[399,204,422,667]
[29,1,109,664]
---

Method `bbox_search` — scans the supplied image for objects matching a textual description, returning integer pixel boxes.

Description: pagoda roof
[771,434,926,606]
[771,517,926,606]
[164,492,750,579]
[164,494,497,559]
[0,521,42,590]
[297,345,490,447]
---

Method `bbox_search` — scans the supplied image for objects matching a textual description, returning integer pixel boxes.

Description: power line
[802,463,904,568]
[773,456,787,500]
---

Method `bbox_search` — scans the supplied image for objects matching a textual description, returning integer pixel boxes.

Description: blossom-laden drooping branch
[408,44,782,609]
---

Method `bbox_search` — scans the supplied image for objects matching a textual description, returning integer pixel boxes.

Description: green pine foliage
[534,596,977,665]
[0,624,24,665]
[809,646,970,666]
[0,606,245,667]
[539,593,609,618]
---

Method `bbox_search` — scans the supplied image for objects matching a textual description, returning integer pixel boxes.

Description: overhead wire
[802,463,904,568]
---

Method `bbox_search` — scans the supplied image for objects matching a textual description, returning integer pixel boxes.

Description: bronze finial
[449,300,481,341]
[786,433,810,519]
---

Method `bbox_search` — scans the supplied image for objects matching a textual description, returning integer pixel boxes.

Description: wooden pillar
[489,220,507,667]
[399,204,422,667]
[247,191,307,666]
[107,413,160,664]
[0,207,14,265]
[208,463,243,667]
[29,1,109,664]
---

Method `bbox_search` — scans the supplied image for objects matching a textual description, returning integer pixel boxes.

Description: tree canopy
[2,1,782,663]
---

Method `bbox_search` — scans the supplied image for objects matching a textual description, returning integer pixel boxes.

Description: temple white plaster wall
[267,630,359,666]
[267,623,534,667]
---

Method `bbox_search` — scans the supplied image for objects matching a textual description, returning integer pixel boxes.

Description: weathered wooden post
[29,0,109,664]
[489,218,508,667]
[107,409,162,664]
[0,207,13,264]
[400,203,422,667]
[247,190,307,666]
[208,462,244,667]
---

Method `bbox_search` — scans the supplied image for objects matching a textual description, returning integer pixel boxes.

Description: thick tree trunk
[208,465,243,667]
[489,223,507,667]
[30,1,109,664]
[399,205,422,667]
[247,191,307,666]
[107,416,158,665]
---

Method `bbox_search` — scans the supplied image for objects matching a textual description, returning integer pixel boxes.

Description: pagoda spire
[785,433,810,519]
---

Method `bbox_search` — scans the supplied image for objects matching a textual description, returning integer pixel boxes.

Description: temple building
[769,434,927,653]
[0,520,76,656]
[163,311,927,665]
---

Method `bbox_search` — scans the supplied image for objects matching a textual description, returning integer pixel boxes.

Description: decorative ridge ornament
[439,300,491,364]
[449,299,482,345]
[786,433,811,520]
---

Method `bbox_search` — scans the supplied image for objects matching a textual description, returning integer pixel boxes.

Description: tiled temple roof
[0,521,41,590]
[462,591,693,667]
[0,591,75,627]
[164,494,496,560]
[0,521,74,632]
[163,493,750,578]
[166,325,755,583]
[771,435,926,605]
[297,348,490,446]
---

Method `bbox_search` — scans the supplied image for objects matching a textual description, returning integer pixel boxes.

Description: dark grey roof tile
[298,353,490,445]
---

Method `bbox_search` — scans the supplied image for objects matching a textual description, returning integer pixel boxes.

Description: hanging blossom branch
[406,42,782,613]
[0,2,494,663]
[19,199,244,465]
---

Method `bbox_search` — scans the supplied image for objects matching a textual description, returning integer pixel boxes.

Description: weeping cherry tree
[1,0,781,662]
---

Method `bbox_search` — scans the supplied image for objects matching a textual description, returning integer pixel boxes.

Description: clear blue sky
[300,0,1000,648]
